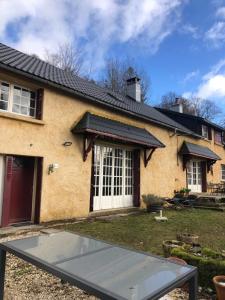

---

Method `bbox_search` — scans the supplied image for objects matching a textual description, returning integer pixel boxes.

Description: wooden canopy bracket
[144,148,156,168]
[83,135,98,162]
[183,155,191,171]
[207,160,216,173]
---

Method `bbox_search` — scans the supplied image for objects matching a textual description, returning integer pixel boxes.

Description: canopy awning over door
[179,141,221,172]
[72,112,165,166]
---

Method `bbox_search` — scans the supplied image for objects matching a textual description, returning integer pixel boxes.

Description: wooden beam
[144,148,156,168]
[83,135,98,162]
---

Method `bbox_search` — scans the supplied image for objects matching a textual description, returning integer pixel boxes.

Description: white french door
[187,160,202,193]
[93,145,133,211]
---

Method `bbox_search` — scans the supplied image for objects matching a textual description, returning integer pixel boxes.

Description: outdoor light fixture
[48,163,59,175]
[62,141,72,147]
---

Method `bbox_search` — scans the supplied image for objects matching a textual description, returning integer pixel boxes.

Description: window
[221,165,225,181]
[0,80,37,118]
[215,131,222,144]
[93,145,133,200]
[0,82,9,111]
[202,125,208,139]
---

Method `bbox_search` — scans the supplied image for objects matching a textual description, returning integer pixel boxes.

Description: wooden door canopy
[72,112,165,162]
[179,141,221,172]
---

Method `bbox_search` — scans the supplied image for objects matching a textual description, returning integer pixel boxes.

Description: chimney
[126,77,141,102]
[170,97,183,113]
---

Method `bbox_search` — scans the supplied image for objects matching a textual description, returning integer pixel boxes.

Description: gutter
[0,63,199,138]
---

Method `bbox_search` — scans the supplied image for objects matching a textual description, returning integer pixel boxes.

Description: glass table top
[2,231,194,300]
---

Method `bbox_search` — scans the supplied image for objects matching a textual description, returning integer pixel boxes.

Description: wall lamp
[48,163,59,175]
[62,141,72,147]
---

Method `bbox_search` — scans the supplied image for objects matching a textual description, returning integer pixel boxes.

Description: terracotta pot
[162,240,185,257]
[177,233,199,244]
[213,275,225,300]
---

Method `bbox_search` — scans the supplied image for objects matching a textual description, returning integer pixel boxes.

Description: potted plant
[177,233,199,244]
[142,194,164,213]
[213,276,225,300]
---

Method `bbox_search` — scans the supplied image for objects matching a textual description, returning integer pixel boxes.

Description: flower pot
[177,233,199,244]
[147,204,162,213]
[213,276,225,300]
[162,240,185,257]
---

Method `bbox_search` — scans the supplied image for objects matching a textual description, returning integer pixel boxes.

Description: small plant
[174,188,191,198]
[179,188,191,194]
[142,194,164,213]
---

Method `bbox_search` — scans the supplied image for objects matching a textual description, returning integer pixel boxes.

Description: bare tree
[158,91,220,121]
[190,97,220,120]
[100,58,151,103]
[45,43,83,75]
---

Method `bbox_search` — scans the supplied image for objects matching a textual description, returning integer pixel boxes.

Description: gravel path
[0,231,201,300]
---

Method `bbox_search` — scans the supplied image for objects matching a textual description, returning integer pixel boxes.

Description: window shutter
[36,89,44,120]
[208,127,212,140]
[133,149,140,207]
[201,161,207,192]
[222,131,225,144]
[2,156,13,227]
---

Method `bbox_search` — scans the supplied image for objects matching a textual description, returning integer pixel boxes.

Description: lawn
[63,209,225,255]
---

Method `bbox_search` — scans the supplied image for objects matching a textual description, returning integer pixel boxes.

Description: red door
[2,156,35,226]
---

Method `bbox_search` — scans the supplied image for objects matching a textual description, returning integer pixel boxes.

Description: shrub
[171,247,225,289]
[142,194,164,206]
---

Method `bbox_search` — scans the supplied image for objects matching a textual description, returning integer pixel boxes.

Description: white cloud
[183,59,225,100]
[216,6,225,18]
[179,24,199,39]
[197,74,225,98]
[182,70,199,84]
[205,21,225,47]
[0,0,186,73]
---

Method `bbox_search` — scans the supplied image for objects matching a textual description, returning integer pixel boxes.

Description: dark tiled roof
[156,107,225,132]
[0,42,196,136]
[72,112,165,148]
[179,142,221,160]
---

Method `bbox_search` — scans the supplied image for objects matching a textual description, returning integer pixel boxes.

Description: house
[0,42,224,227]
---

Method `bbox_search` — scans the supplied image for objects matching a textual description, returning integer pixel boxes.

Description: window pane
[0,82,9,111]
[13,86,36,117]
[0,101,8,110]
[21,97,30,106]
[21,106,28,115]
[12,104,20,113]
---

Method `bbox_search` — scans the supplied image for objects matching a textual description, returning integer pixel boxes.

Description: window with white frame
[202,125,208,139]
[221,165,225,181]
[0,81,37,118]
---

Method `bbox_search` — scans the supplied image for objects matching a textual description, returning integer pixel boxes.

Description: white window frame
[221,164,225,181]
[202,125,208,139]
[0,79,37,118]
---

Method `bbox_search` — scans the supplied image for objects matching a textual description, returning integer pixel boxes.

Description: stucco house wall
[0,70,225,222]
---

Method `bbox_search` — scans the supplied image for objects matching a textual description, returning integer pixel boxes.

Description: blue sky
[1,0,225,116]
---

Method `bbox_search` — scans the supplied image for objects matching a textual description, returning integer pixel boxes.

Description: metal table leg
[0,249,6,300]
[189,272,198,300]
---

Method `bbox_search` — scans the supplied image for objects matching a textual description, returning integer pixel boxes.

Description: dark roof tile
[0,42,197,136]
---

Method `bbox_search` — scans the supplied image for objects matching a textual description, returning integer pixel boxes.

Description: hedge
[171,247,225,289]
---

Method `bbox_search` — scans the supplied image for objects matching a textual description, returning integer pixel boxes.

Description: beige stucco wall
[0,70,225,222]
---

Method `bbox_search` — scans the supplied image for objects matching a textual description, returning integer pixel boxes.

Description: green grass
[63,209,225,255]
